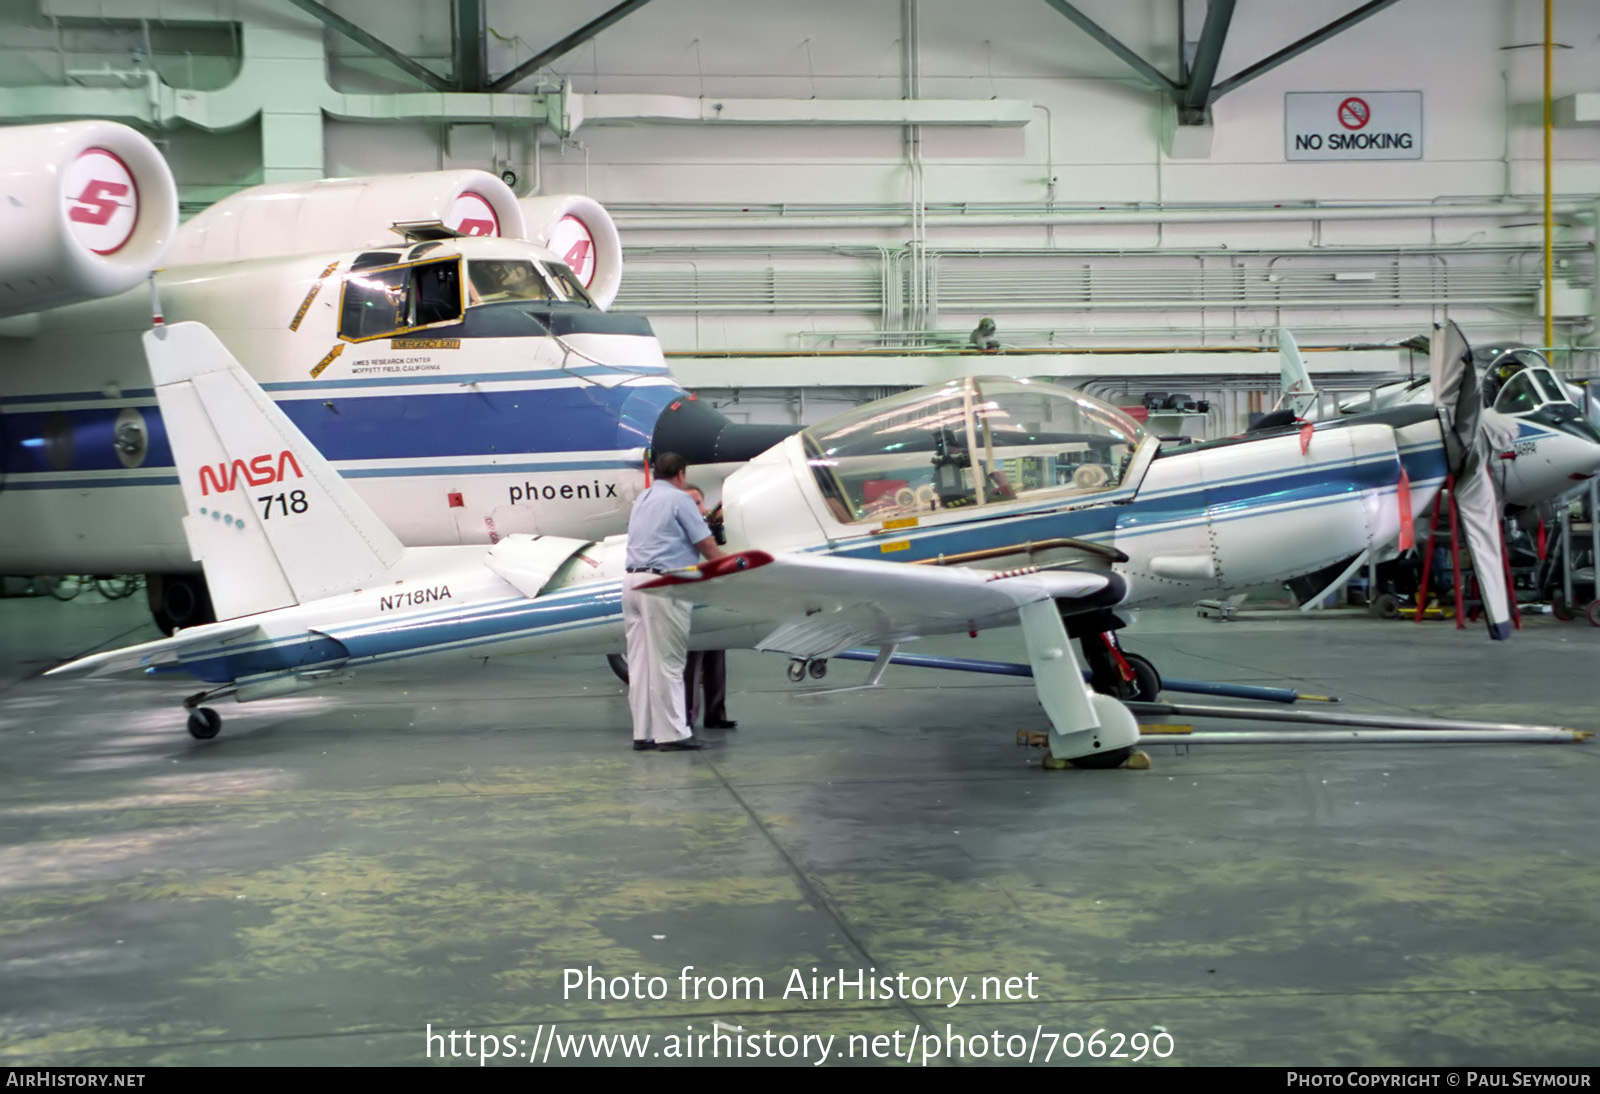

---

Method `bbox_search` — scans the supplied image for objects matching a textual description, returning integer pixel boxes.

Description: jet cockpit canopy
[1478,344,1600,444]
[800,376,1150,524]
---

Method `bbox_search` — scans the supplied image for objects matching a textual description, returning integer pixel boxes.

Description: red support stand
[1414,474,1453,622]
[1411,474,1517,632]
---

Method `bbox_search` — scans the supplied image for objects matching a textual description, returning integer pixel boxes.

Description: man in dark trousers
[682,484,737,731]
[623,454,724,752]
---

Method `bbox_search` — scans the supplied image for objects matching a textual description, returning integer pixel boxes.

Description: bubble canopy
[800,377,1150,524]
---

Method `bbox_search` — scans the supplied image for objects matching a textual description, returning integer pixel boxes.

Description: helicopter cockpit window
[468,259,554,305]
[544,263,595,306]
[800,378,1148,524]
[338,257,464,342]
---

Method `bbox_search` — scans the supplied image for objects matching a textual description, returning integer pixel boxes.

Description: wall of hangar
[2,0,1599,368]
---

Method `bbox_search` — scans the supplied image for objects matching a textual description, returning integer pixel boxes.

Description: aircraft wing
[641,550,1123,661]
[45,620,263,679]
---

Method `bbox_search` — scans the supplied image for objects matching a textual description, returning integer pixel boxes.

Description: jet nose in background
[650,394,795,465]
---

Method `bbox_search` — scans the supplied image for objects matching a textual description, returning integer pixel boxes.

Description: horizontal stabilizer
[485,534,595,599]
[46,620,262,678]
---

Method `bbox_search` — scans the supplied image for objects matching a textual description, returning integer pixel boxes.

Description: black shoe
[632,740,657,751]
[705,719,738,730]
[657,739,703,751]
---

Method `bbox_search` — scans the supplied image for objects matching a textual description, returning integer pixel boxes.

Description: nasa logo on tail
[198,451,305,495]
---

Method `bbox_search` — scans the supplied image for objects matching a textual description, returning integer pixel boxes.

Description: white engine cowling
[0,120,178,320]
[517,194,623,310]
[170,169,526,266]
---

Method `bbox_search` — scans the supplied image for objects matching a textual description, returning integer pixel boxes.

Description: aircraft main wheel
[1552,594,1577,621]
[187,707,221,740]
[606,654,629,683]
[807,659,827,679]
[1369,592,1401,620]
[1121,653,1162,702]
[786,660,806,683]
[1067,745,1135,770]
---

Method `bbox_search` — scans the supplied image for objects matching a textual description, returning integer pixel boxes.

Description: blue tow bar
[832,649,1335,704]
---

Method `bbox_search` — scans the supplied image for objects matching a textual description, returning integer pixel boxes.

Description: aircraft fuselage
[0,239,682,572]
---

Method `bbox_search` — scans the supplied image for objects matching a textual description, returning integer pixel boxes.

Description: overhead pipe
[616,200,1588,233]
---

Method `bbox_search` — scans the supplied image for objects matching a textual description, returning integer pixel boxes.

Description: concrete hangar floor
[0,593,1596,1068]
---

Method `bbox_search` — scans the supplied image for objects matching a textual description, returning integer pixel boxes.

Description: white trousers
[622,572,693,743]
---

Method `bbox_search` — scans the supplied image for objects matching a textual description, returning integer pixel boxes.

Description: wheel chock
[1041,755,1069,770]
[1125,749,1153,770]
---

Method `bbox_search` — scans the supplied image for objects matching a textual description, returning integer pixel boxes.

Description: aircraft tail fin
[144,321,405,620]
[1277,328,1316,417]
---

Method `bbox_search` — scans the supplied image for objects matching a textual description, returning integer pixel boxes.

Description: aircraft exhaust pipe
[651,395,794,465]
[1126,700,1585,738]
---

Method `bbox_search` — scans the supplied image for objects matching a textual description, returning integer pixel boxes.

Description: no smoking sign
[1285,91,1422,161]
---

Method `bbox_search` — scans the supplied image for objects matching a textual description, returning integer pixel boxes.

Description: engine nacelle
[518,194,623,309]
[169,170,526,266]
[0,120,179,320]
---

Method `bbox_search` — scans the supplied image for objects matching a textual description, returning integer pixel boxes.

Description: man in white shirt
[623,452,725,751]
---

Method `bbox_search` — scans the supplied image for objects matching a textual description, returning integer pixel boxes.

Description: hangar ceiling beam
[1045,0,1408,122]
[453,0,489,93]
[1039,1,1179,96]
[1210,0,1407,101]
[1178,0,1235,123]
[488,0,657,93]
[284,0,453,93]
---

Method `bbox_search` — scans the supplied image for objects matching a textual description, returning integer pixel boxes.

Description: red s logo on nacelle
[199,450,305,495]
[69,180,130,226]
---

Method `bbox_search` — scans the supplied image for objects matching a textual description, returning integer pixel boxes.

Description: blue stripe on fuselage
[824,451,1412,563]
[1,377,683,476]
